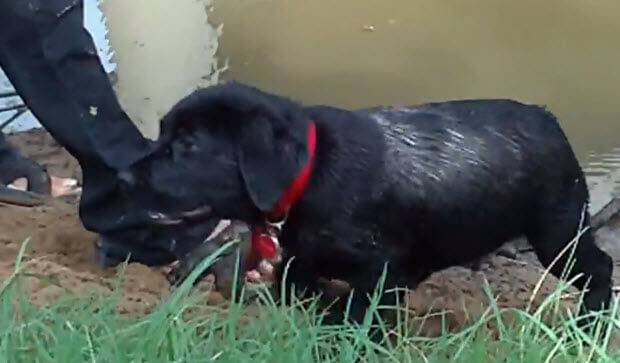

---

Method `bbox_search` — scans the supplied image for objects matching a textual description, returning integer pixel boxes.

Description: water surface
[211,0,620,211]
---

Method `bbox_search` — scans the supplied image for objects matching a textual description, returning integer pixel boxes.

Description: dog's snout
[94,234,178,267]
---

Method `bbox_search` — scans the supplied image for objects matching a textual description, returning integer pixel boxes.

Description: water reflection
[585,147,620,213]
[210,0,620,206]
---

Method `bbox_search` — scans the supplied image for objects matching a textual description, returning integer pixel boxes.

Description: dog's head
[115,82,314,233]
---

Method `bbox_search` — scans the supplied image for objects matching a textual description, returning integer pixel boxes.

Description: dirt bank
[1,129,619,334]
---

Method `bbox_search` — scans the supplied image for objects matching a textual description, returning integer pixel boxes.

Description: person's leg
[0,0,220,267]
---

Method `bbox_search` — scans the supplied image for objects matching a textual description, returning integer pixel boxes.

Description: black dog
[116,81,613,327]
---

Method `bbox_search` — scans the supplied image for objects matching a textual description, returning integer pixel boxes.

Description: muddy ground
[2,129,620,335]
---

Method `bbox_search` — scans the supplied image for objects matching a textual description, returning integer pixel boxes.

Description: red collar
[244,121,317,272]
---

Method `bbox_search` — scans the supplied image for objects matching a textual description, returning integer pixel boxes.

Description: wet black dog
[117,81,613,327]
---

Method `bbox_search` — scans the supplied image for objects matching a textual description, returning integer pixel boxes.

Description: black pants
[0,0,219,266]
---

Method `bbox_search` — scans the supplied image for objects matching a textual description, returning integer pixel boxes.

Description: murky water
[210,0,620,211]
[1,0,617,211]
[92,0,620,211]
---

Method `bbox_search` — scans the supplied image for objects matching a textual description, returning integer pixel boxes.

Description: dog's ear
[238,115,310,211]
[159,82,311,211]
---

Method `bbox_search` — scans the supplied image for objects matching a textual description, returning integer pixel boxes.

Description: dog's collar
[244,121,317,272]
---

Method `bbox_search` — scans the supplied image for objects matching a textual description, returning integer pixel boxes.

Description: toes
[50,176,79,197]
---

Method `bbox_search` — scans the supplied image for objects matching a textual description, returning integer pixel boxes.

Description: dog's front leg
[325,260,405,330]
[273,253,322,306]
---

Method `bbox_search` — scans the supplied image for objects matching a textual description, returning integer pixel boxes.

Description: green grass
[1,239,619,362]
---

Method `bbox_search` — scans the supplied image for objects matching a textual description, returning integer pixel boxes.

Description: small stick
[560,286,620,300]
[0,91,17,98]
[591,197,620,230]
[0,103,26,113]
[0,107,26,130]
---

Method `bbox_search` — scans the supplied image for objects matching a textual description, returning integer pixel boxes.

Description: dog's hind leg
[321,259,407,333]
[526,195,613,327]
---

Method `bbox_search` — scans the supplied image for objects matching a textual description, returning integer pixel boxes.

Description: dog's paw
[166,220,284,298]
[244,259,276,284]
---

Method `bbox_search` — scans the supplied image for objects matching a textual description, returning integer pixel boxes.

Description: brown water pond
[211,0,620,211]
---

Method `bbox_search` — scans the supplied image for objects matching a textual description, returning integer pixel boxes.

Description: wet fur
[122,81,613,327]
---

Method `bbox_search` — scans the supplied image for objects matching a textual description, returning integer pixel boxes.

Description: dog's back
[355,100,588,269]
[291,97,611,328]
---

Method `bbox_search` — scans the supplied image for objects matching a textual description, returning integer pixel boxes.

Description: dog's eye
[178,134,198,153]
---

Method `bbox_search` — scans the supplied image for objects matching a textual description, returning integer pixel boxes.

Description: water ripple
[584,147,620,214]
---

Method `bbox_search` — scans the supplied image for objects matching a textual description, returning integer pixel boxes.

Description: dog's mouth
[147,205,212,225]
